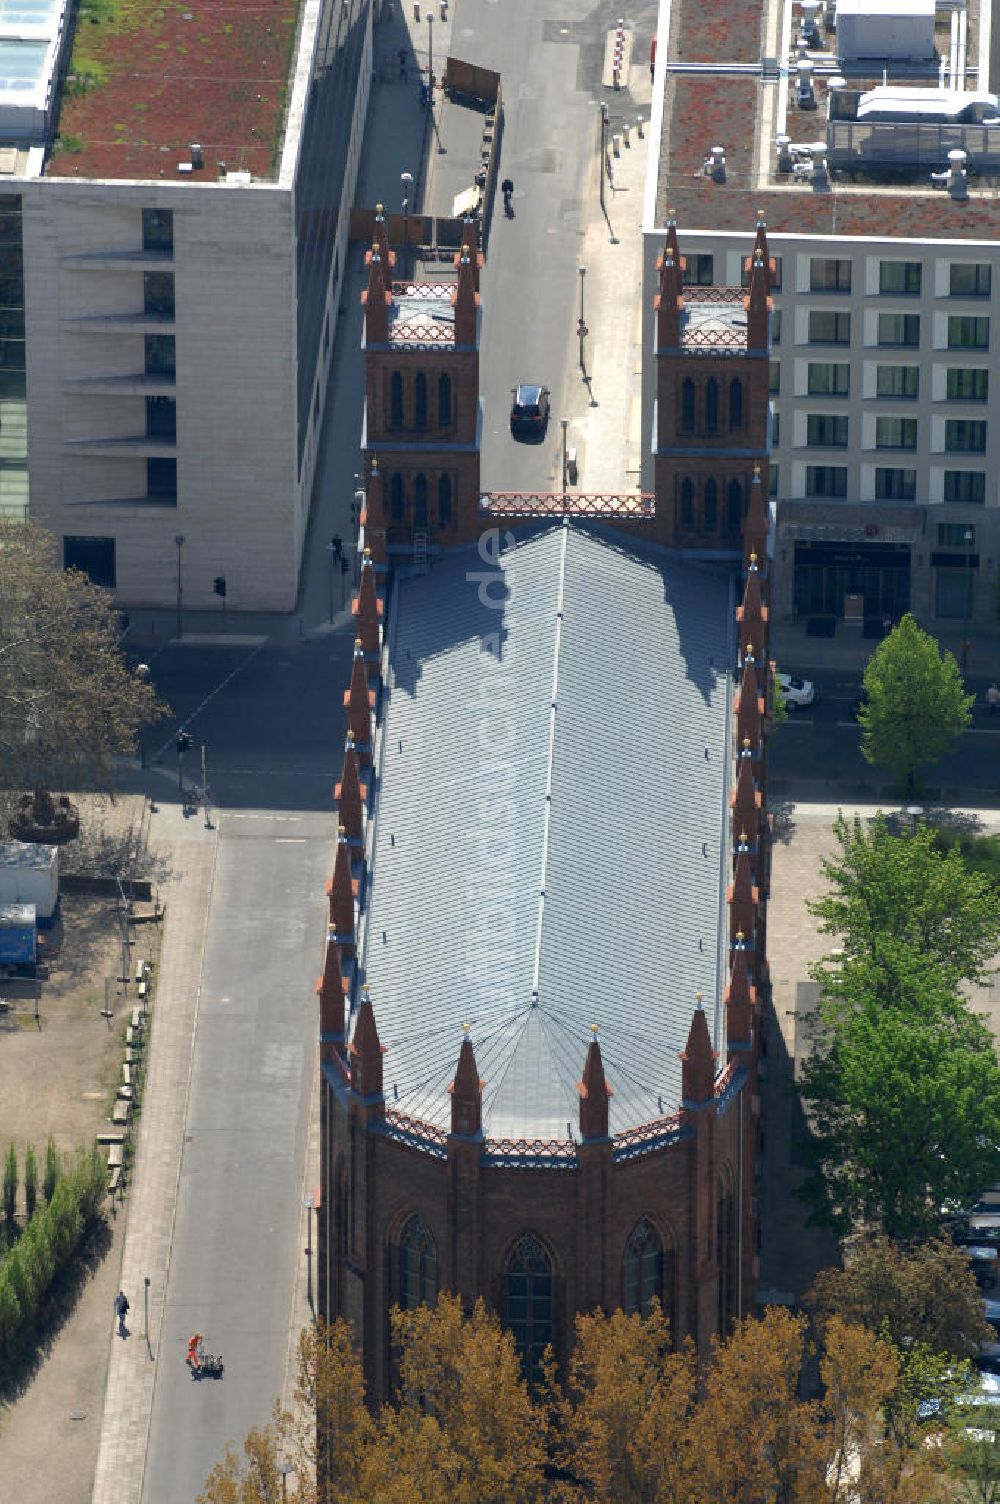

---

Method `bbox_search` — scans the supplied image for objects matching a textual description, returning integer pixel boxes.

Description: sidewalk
[772,616,1000,676]
[90,804,219,1504]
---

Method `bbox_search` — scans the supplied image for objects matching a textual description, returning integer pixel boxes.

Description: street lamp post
[326,534,343,624]
[400,171,413,251]
[599,104,608,211]
[427,11,434,89]
[303,1193,314,1309]
[577,264,587,374]
[174,533,185,640]
[561,417,569,494]
[962,526,975,672]
[277,1461,294,1502]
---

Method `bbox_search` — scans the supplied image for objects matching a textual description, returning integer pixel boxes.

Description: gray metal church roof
[356,522,736,1140]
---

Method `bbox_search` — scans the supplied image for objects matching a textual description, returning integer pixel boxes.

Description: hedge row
[0,1144,105,1359]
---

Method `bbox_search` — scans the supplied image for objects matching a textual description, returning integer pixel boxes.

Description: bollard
[622,121,630,146]
[413,0,419,16]
[612,133,621,157]
[440,0,446,13]
[636,116,644,137]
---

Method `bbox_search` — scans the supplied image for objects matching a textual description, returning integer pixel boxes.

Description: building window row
[679,375,745,436]
[806,413,848,447]
[388,470,454,528]
[678,475,747,537]
[803,256,990,299]
[396,1216,682,1381]
[389,370,453,431]
[807,361,849,396]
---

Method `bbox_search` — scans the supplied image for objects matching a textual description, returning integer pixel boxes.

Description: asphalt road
[140,812,331,1504]
[131,635,354,813]
[472,0,657,495]
[769,669,1000,797]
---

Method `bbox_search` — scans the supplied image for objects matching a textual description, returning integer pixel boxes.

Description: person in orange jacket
[186,1333,202,1372]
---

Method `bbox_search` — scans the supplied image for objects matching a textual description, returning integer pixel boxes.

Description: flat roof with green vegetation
[46,0,302,181]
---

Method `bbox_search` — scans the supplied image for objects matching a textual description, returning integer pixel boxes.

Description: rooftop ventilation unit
[836,0,935,62]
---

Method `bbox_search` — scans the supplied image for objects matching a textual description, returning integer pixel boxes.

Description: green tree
[0,520,165,794]
[858,613,973,793]
[0,1269,20,1359]
[42,1136,59,1204]
[807,1237,991,1363]
[3,1143,17,1224]
[23,1142,36,1222]
[811,812,1000,987]
[801,970,1000,1236]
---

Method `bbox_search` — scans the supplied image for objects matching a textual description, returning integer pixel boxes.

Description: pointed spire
[752,209,769,266]
[326,826,357,944]
[680,995,717,1107]
[350,985,385,1102]
[362,242,391,344]
[354,551,383,659]
[449,1025,484,1137]
[665,210,681,266]
[344,638,375,750]
[317,936,346,1061]
[744,465,770,566]
[655,242,682,348]
[725,933,756,1050]
[453,221,484,289]
[453,243,480,346]
[335,733,366,845]
[578,1024,612,1140]
[372,203,396,272]
[736,654,762,750]
[729,838,758,945]
[738,553,768,660]
[731,742,761,837]
[745,233,772,351]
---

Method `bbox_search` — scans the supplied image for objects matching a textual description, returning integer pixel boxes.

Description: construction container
[0,842,59,923]
[0,903,37,967]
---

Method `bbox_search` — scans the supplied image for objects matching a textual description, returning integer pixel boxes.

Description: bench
[566,448,579,485]
[137,979,148,1002]
[116,1084,133,1102]
[97,1131,125,1146]
[107,1143,124,1169]
[126,1027,142,1050]
[122,1063,131,1089]
[108,1165,122,1194]
[112,1099,131,1127]
[125,1047,140,1066]
[131,1007,143,1031]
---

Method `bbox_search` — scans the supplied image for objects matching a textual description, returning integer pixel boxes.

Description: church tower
[653,213,773,552]
[361,207,483,562]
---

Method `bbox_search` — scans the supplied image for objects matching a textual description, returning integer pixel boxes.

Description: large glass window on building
[0,193,26,522]
[623,1219,664,1318]
[398,1214,437,1310]
[505,1235,553,1383]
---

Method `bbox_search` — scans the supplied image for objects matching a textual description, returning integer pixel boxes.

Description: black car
[510,383,550,439]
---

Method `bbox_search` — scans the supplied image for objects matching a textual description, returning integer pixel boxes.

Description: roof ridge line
[528,521,570,1009]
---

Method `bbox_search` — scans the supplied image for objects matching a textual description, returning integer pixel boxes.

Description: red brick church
[317,210,775,1400]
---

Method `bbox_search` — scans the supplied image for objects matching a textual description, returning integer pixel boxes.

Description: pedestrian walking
[987,682,1000,715]
[115,1289,129,1337]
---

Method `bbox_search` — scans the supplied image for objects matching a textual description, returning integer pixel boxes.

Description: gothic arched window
[729,377,744,431]
[704,478,718,533]
[414,473,428,528]
[706,377,719,431]
[623,1219,663,1318]
[716,1176,737,1335]
[415,372,428,429]
[681,377,695,433]
[680,477,694,531]
[390,372,404,430]
[399,1214,437,1310]
[727,478,743,534]
[390,472,405,524]
[505,1234,553,1382]
[438,473,453,527]
[438,372,453,427]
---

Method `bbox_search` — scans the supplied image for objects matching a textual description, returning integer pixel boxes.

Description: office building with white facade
[0,0,373,611]
[643,0,1000,633]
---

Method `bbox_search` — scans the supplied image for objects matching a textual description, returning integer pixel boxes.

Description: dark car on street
[510,383,550,439]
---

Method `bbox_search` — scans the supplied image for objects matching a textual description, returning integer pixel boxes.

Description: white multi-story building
[0,0,373,611]
[643,0,1000,633]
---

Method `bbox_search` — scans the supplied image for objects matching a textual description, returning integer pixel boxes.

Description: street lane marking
[275,838,308,844]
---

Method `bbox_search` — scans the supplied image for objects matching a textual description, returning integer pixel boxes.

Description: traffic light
[213,576,227,598]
